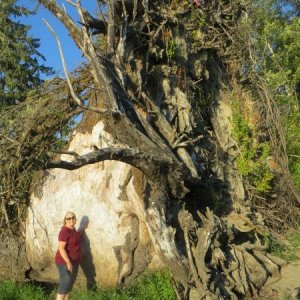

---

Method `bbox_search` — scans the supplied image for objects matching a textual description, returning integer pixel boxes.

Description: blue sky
[18,0,98,78]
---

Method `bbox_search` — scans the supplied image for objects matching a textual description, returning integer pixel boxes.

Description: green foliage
[71,269,175,300]
[0,281,46,300]
[253,3,300,95]
[0,270,175,300]
[285,111,300,190]
[287,232,300,252]
[251,0,300,190]
[231,111,251,142]
[266,232,300,262]
[166,39,177,60]
[0,0,53,106]
[190,5,206,28]
[231,102,273,192]
[128,269,175,300]
[281,296,294,300]
[281,294,295,300]
[266,234,290,260]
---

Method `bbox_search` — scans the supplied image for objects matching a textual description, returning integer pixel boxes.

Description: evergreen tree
[0,0,52,106]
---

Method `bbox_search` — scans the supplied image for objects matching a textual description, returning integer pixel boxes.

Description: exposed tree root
[176,209,285,299]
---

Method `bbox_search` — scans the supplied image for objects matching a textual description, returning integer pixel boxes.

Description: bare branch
[116,0,128,67]
[65,0,76,8]
[39,0,82,48]
[43,19,82,106]
[62,2,67,13]
[152,20,167,41]
[43,19,121,117]
[107,0,116,54]
[289,154,300,159]
[75,0,120,110]
[173,135,204,149]
[40,0,120,110]
[132,0,138,24]
[46,147,173,179]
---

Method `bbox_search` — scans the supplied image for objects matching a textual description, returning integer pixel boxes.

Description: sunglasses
[65,216,76,220]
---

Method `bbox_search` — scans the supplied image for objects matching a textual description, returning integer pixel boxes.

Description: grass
[267,231,300,262]
[0,269,175,300]
[0,281,52,300]
[71,269,175,300]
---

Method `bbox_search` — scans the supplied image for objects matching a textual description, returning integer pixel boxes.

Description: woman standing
[55,212,88,300]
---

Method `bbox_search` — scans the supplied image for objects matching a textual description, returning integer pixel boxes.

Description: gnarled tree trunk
[19,0,292,298]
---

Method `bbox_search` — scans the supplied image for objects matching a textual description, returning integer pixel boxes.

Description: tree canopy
[251,0,300,189]
[0,0,52,106]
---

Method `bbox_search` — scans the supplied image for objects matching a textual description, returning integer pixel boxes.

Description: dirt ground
[259,262,300,300]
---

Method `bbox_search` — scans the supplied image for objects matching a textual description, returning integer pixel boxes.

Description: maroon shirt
[55,226,82,265]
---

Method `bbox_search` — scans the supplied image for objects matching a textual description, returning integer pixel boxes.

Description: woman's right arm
[58,241,73,271]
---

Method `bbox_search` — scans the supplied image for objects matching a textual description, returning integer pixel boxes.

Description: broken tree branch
[43,19,82,106]
[43,18,121,116]
[38,0,82,48]
[46,147,173,179]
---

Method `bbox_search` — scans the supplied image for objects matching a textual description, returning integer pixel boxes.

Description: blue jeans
[56,263,79,294]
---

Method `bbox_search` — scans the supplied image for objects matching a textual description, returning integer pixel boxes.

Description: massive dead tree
[2,0,298,298]
[38,0,291,298]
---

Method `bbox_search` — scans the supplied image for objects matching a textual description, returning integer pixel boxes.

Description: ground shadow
[79,216,97,290]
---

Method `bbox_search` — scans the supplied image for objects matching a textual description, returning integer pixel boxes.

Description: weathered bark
[46,147,172,175]
[20,0,290,298]
[0,234,30,282]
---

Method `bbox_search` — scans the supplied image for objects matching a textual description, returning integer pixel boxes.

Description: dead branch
[43,19,82,106]
[43,18,122,116]
[46,147,173,178]
[38,0,82,48]
[107,0,116,54]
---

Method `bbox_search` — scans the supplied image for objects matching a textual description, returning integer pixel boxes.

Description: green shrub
[285,112,300,191]
[231,101,273,192]
[166,39,177,60]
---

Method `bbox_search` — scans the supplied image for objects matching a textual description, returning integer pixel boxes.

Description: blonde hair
[63,211,76,225]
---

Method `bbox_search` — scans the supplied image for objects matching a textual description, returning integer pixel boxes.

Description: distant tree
[252,0,300,189]
[0,0,52,106]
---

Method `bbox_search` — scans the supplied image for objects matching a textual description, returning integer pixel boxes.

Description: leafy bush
[252,1,300,191]
[231,101,273,192]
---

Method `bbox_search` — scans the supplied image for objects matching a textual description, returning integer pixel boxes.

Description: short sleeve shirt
[55,226,82,265]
